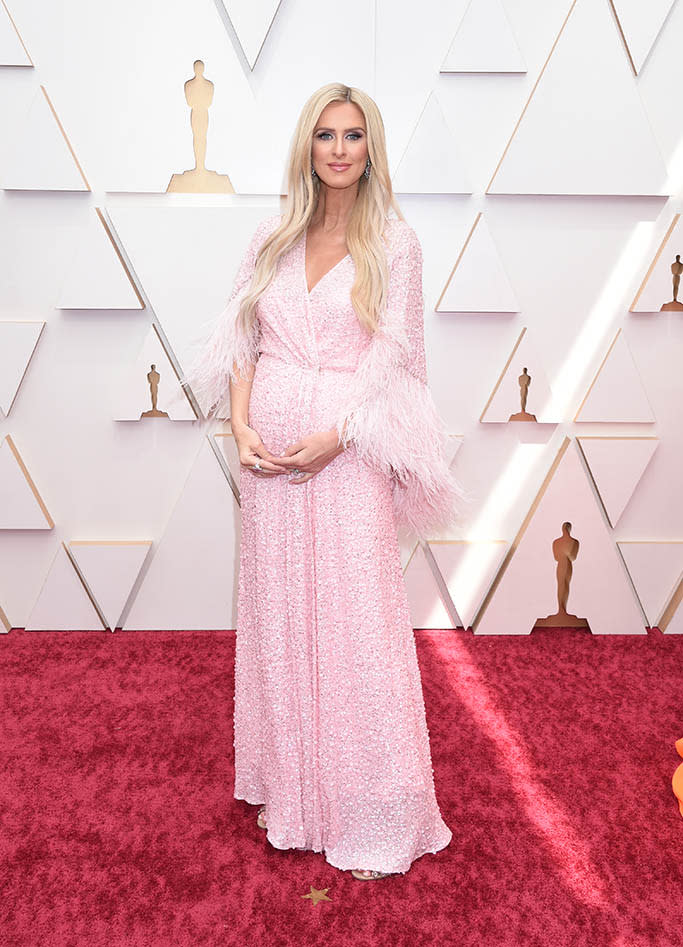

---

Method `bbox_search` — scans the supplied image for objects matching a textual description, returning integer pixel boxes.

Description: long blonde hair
[235,82,405,338]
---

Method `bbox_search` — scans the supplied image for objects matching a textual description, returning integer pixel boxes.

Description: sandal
[257,807,389,880]
[351,868,391,881]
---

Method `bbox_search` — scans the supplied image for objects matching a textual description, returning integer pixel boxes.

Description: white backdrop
[1,0,683,634]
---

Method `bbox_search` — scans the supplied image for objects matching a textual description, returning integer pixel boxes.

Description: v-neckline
[303,227,350,296]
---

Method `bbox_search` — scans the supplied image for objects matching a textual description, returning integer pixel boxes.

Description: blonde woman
[181,82,466,881]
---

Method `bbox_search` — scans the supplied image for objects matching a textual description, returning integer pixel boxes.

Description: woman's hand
[232,421,291,476]
[276,428,345,483]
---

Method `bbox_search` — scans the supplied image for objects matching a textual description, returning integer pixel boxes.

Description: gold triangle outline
[94,208,146,309]
[63,541,110,630]
[576,435,659,528]
[67,539,153,630]
[630,213,680,311]
[3,433,54,527]
[616,540,683,627]
[39,84,91,191]
[479,326,526,422]
[607,0,675,76]
[658,571,683,632]
[486,0,578,193]
[471,435,570,630]
[1,0,33,65]
[572,327,655,422]
[0,320,45,416]
[435,212,480,312]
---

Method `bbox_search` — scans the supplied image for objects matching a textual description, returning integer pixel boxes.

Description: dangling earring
[364,158,371,179]
[311,165,317,178]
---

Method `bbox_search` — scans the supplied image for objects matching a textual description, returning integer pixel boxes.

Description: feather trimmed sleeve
[178,214,279,419]
[334,221,468,537]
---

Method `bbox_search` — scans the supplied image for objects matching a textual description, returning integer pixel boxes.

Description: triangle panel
[488,0,668,195]
[474,438,646,635]
[392,93,470,194]
[578,437,658,526]
[26,544,104,631]
[437,214,519,313]
[574,329,655,422]
[123,437,241,631]
[441,0,526,73]
[618,541,683,626]
[0,321,44,416]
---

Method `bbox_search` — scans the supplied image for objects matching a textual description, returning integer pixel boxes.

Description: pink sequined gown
[191,214,455,875]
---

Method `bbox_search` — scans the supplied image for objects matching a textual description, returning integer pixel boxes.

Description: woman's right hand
[232,421,290,476]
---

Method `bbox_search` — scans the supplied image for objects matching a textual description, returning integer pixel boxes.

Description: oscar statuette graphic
[140,363,169,419]
[660,254,683,311]
[509,366,537,421]
[167,60,235,193]
[535,521,589,629]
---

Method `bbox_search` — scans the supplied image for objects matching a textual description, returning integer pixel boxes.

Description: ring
[292,467,300,475]
[253,460,262,471]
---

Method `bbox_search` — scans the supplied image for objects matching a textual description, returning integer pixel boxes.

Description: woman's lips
[329,164,351,171]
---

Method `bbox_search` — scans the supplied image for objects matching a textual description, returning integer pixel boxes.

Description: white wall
[1,0,682,633]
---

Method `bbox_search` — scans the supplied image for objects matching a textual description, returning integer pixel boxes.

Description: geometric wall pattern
[473,438,646,635]
[1,0,682,632]
[440,0,526,74]
[630,214,683,312]
[391,92,470,194]
[56,209,144,310]
[2,84,90,191]
[609,0,676,75]
[26,542,104,631]
[578,437,658,528]
[430,539,509,629]
[573,329,655,423]
[122,436,241,631]
[617,541,683,628]
[659,577,683,635]
[68,540,152,631]
[0,434,53,529]
[487,0,668,195]
[403,542,456,630]
[217,0,283,71]
[113,325,197,422]
[480,328,558,423]
[0,321,44,416]
[436,213,519,314]
[0,1,32,66]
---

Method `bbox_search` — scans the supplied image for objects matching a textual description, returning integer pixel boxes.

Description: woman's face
[311,101,369,189]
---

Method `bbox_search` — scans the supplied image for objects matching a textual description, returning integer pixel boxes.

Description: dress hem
[235,791,453,875]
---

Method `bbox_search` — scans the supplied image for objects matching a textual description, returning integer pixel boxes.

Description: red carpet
[2,626,683,946]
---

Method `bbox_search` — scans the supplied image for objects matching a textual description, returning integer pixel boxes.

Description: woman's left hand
[277,428,344,483]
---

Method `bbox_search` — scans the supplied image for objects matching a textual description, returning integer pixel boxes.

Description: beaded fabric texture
[188,214,455,874]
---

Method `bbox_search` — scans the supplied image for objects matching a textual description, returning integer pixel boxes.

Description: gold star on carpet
[301,885,332,905]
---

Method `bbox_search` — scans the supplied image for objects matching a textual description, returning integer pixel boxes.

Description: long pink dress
[183,213,462,874]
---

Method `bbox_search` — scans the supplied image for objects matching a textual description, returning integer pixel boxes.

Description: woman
[180,82,466,880]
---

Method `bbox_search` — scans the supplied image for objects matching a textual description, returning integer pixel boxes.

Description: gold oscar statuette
[509,366,537,422]
[140,363,169,419]
[660,254,683,311]
[167,59,235,194]
[534,521,589,629]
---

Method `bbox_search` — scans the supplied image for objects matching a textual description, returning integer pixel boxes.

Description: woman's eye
[316,132,363,140]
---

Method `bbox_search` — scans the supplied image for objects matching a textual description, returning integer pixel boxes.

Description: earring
[311,165,317,178]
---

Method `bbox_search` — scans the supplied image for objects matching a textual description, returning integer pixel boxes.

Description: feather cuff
[177,289,260,419]
[334,322,468,538]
